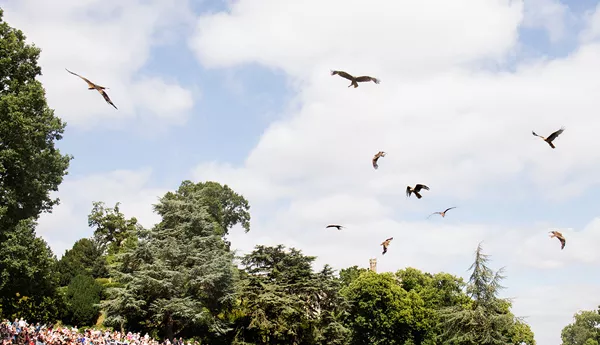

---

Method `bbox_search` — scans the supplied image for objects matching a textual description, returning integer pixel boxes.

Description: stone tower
[369,258,377,273]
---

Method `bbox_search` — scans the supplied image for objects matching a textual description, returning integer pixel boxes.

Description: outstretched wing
[326,224,341,229]
[372,157,379,169]
[443,207,457,213]
[547,127,565,142]
[331,70,354,81]
[414,184,429,192]
[427,212,440,219]
[355,76,380,84]
[559,237,566,249]
[532,130,541,137]
[100,90,118,109]
[65,68,96,88]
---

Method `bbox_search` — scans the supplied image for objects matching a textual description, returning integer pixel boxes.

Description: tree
[561,308,600,345]
[56,238,108,286]
[439,243,518,345]
[64,273,103,326]
[395,267,471,344]
[0,8,72,231]
[0,219,62,322]
[159,181,251,236]
[102,181,250,340]
[339,265,368,287]
[232,245,349,345]
[88,201,141,257]
[341,271,431,345]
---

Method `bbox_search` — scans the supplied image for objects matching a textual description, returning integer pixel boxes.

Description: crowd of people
[1,319,197,345]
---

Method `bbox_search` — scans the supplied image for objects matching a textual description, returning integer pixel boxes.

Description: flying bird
[428,207,457,219]
[372,151,386,170]
[65,68,118,109]
[381,237,393,255]
[549,230,566,250]
[330,70,380,88]
[326,224,344,230]
[406,184,430,199]
[532,127,564,149]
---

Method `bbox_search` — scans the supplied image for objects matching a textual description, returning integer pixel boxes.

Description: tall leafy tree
[56,238,108,286]
[88,201,141,257]
[102,181,250,340]
[341,271,431,345]
[439,243,516,345]
[561,308,600,345]
[0,8,72,231]
[0,219,62,322]
[232,245,349,345]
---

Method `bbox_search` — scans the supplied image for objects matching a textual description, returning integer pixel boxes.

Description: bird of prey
[406,184,430,199]
[381,237,393,255]
[372,151,386,170]
[428,207,457,219]
[532,127,564,149]
[330,70,380,88]
[65,68,118,109]
[549,230,566,250]
[326,224,344,230]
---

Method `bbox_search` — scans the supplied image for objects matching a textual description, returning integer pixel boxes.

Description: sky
[1,0,600,343]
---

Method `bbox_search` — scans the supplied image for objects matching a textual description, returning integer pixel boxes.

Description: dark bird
[406,184,430,199]
[66,68,118,109]
[428,207,457,219]
[372,151,386,169]
[331,70,380,88]
[381,237,393,255]
[326,224,344,230]
[532,127,564,149]
[549,230,566,250]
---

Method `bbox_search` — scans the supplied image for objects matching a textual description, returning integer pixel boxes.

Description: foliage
[88,201,141,258]
[231,245,349,345]
[339,265,368,287]
[0,8,72,231]
[102,181,250,340]
[341,271,432,345]
[64,274,104,326]
[56,238,108,286]
[0,219,62,322]
[561,307,600,345]
[439,243,516,345]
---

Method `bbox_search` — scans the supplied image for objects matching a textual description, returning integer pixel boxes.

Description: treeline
[0,6,594,345]
[4,179,538,345]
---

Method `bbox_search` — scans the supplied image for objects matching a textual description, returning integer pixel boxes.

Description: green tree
[561,308,600,345]
[395,267,471,344]
[56,238,108,286]
[88,201,141,257]
[0,219,62,322]
[341,271,431,345]
[339,265,368,287]
[102,181,250,340]
[0,8,72,231]
[64,273,103,326]
[439,243,516,345]
[232,245,349,345]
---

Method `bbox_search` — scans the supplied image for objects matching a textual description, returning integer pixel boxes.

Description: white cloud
[522,0,571,42]
[36,168,169,258]
[188,1,600,344]
[1,0,196,129]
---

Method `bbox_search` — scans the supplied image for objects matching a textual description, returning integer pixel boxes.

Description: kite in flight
[372,151,386,169]
[532,127,564,149]
[66,68,118,109]
[331,70,380,88]
[549,230,566,250]
[406,184,430,199]
[428,207,457,219]
[326,224,344,230]
[381,237,393,255]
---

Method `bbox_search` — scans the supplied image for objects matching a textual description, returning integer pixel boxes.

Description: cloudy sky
[2,0,600,343]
